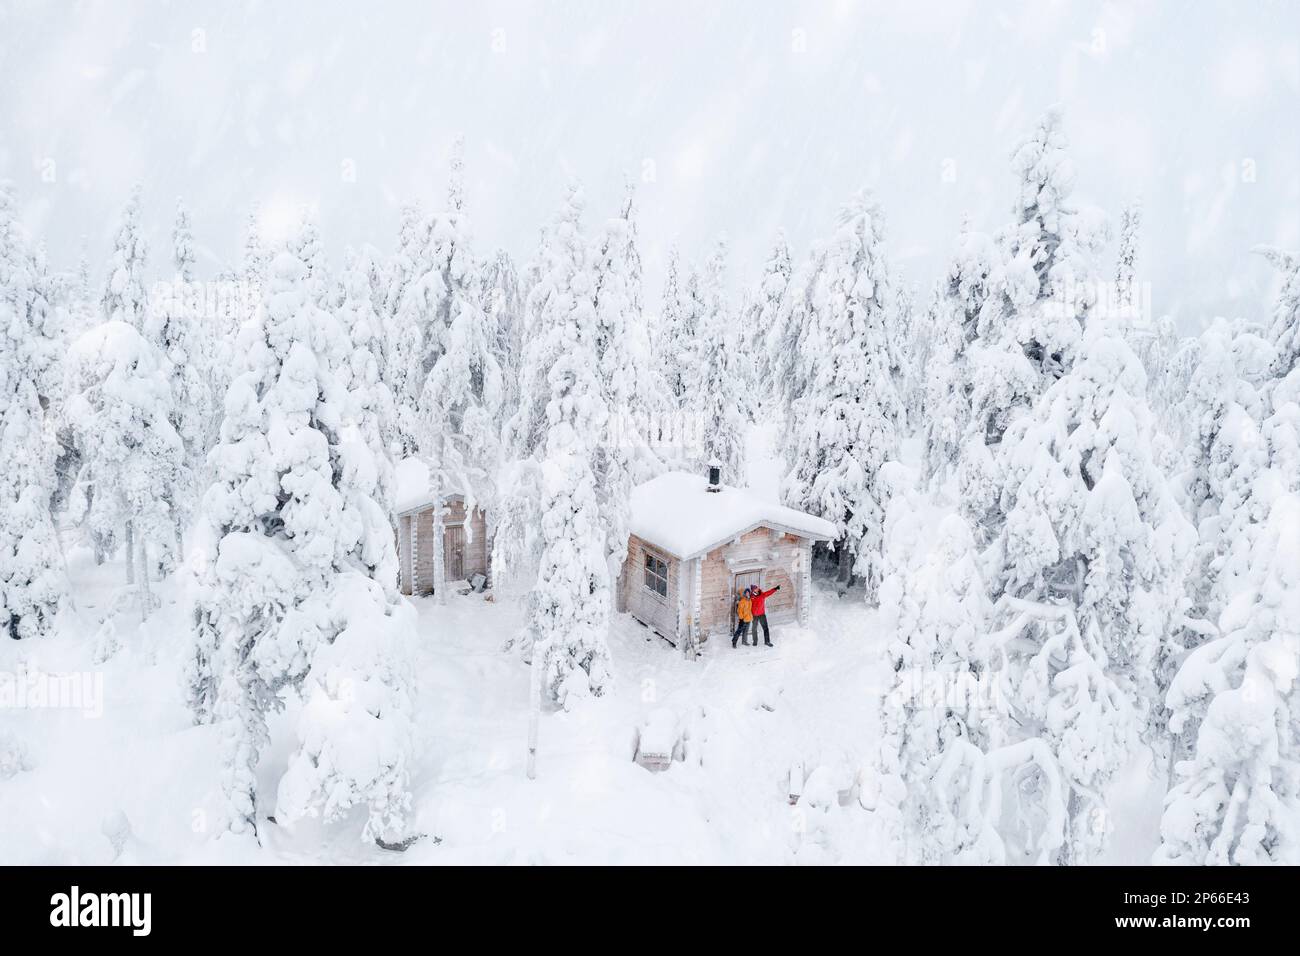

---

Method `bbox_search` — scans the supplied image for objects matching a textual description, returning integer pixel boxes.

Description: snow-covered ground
[0,556,896,864]
[0,423,1168,865]
[0,424,893,864]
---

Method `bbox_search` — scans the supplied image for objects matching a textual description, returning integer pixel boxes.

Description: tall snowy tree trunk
[124,521,135,585]
[137,537,152,622]
[432,492,446,606]
[607,554,621,617]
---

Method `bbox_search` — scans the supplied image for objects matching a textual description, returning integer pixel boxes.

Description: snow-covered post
[409,514,420,593]
[686,557,703,660]
[798,539,812,626]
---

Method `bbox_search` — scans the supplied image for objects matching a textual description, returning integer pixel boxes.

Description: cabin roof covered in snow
[629,471,837,560]
[395,458,466,515]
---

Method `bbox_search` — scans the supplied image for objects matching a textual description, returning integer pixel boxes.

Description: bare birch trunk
[432,491,446,606]
[137,536,152,622]
[124,521,135,585]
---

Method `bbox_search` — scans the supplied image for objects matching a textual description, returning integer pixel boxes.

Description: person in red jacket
[750,584,780,647]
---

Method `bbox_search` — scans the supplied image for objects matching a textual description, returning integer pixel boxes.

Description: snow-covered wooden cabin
[394,458,490,596]
[617,467,836,647]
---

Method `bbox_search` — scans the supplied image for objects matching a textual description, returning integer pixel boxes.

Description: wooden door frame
[730,567,765,628]
[445,522,465,582]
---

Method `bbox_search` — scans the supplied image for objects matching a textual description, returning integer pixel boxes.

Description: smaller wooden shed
[616,469,836,650]
[394,458,490,596]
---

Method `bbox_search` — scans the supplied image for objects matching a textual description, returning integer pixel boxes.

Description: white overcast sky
[1,0,1297,331]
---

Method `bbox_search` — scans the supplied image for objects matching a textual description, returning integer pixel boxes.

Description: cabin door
[732,569,764,626]
[445,525,465,582]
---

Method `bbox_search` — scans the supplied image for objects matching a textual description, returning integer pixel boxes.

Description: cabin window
[643,550,668,597]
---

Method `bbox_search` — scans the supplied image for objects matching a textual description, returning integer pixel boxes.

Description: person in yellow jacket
[732,587,754,648]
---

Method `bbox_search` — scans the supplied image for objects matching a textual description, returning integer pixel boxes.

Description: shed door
[732,569,764,625]
[445,525,465,581]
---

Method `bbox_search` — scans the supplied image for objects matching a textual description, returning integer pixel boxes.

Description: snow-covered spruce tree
[1128,315,1193,461]
[753,230,793,397]
[337,246,398,513]
[1179,318,1274,619]
[506,183,590,462]
[531,347,613,706]
[51,240,96,523]
[407,149,501,601]
[688,236,747,483]
[384,202,428,456]
[287,207,333,310]
[981,327,1193,863]
[416,213,502,600]
[482,248,524,423]
[1113,197,1142,325]
[67,238,99,339]
[655,247,703,408]
[65,321,184,615]
[590,185,663,580]
[769,244,822,428]
[102,185,150,333]
[1159,491,1300,864]
[0,184,64,640]
[959,108,1107,544]
[874,462,1003,862]
[1155,318,1275,773]
[921,226,996,484]
[26,244,78,526]
[890,278,920,426]
[781,192,902,597]
[193,249,414,843]
[497,184,611,670]
[394,149,480,464]
[172,196,196,283]
[1256,245,1300,379]
[27,242,69,409]
[149,197,219,550]
[241,204,267,294]
[1001,107,1107,385]
[1158,289,1300,864]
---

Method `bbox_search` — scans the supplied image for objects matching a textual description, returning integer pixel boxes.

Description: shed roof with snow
[394,458,467,516]
[628,471,837,560]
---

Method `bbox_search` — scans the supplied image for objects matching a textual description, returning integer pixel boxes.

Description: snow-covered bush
[0,729,33,778]
[276,575,417,844]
